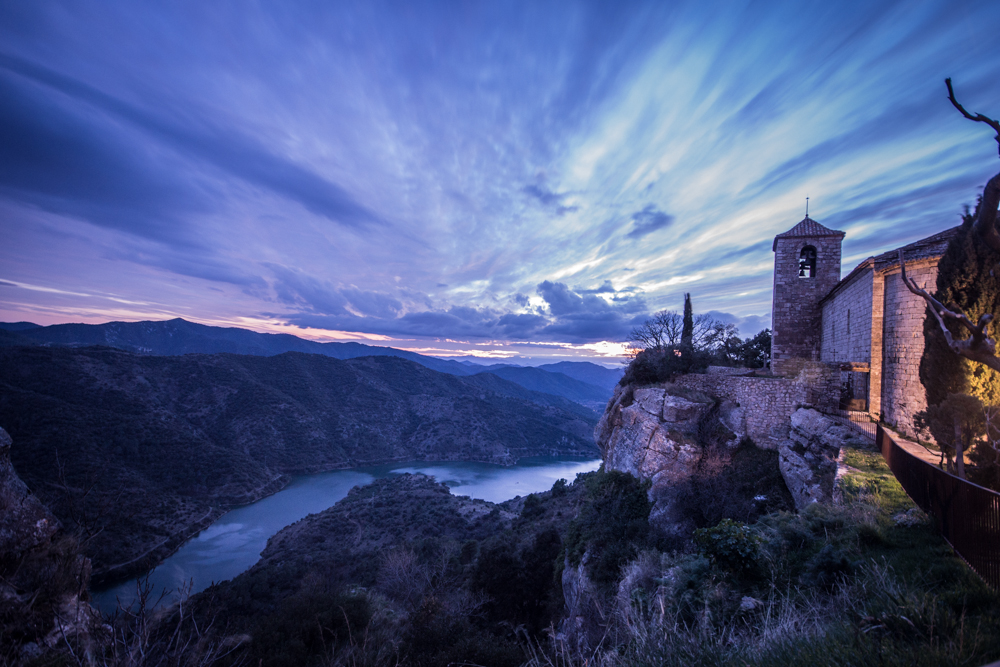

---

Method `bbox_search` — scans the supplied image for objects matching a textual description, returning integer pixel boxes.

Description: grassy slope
[576,445,1000,667]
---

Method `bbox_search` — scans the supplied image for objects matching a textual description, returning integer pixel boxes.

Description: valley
[0,344,599,584]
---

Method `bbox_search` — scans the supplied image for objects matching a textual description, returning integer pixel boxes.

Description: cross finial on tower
[805,197,809,218]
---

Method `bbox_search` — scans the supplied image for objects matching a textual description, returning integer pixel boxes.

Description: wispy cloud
[0,1,998,358]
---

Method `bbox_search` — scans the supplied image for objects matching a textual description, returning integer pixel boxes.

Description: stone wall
[820,266,874,364]
[672,363,839,449]
[705,366,753,376]
[880,262,936,438]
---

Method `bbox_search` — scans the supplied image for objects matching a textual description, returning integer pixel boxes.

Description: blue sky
[1,1,999,362]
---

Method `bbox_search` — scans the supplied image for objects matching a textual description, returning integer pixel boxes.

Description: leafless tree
[628,310,683,350]
[898,79,1000,373]
[694,317,739,352]
[629,310,739,353]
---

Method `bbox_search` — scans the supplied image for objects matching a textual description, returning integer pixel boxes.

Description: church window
[799,246,817,278]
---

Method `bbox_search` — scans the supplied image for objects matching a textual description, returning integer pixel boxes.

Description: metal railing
[822,408,878,441]
[877,424,1000,589]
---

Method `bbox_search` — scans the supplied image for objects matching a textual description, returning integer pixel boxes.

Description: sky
[1,1,999,364]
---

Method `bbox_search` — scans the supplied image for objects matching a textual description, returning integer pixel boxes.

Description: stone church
[770,215,959,437]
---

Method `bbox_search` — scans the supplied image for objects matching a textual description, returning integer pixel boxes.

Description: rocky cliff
[595,381,871,527]
[595,383,716,493]
[1,426,106,665]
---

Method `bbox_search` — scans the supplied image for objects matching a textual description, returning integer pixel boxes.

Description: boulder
[777,409,867,509]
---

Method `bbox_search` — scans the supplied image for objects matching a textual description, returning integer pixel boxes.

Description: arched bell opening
[799,246,817,278]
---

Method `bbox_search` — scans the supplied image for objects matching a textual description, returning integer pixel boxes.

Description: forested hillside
[0,346,596,582]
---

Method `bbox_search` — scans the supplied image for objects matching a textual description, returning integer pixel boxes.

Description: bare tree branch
[947,79,1000,253]
[946,78,1000,156]
[898,249,1000,372]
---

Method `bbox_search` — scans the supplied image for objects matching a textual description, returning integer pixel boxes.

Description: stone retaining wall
[672,363,840,449]
[705,366,754,376]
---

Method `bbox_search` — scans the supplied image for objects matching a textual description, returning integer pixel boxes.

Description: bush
[620,346,709,386]
[521,493,544,519]
[666,438,795,531]
[564,469,653,588]
[693,518,763,575]
[472,528,562,634]
[802,544,857,590]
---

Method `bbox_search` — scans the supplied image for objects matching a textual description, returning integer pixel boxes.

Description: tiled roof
[872,226,960,272]
[772,216,845,251]
[820,225,961,304]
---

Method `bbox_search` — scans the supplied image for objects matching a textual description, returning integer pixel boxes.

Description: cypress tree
[682,293,694,348]
[919,201,1000,419]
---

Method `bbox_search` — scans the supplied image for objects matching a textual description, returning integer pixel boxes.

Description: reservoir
[91,456,601,614]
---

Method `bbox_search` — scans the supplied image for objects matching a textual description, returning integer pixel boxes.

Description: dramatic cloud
[0,53,381,231]
[1,2,998,361]
[275,279,648,344]
[0,71,211,246]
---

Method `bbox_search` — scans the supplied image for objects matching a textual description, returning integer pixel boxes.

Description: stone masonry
[771,219,958,441]
[672,363,839,449]
[771,216,844,377]
[880,261,939,435]
[820,263,874,365]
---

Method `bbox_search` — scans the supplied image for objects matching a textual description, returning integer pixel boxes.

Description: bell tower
[771,215,844,376]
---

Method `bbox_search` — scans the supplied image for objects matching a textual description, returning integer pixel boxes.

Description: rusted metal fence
[822,408,878,441]
[877,424,1000,589]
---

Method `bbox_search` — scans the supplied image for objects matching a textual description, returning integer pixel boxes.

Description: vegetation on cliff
[95,442,1000,667]
[521,445,1000,667]
[624,296,771,386]
[184,473,590,667]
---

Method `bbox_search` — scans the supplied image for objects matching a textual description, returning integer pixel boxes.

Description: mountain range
[0,318,621,409]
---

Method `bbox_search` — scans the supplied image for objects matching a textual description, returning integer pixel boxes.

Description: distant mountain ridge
[0,345,598,584]
[0,318,619,407]
[471,366,610,411]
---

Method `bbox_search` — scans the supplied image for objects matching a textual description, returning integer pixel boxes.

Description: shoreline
[88,448,601,592]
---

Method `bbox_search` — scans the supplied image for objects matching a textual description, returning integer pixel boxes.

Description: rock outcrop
[596,385,866,517]
[777,409,868,509]
[596,384,715,496]
[596,383,744,535]
[559,556,604,654]
[1,426,107,666]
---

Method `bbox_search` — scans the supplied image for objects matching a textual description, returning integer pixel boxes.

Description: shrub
[693,518,763,575]
[620,346,709,386]
[564,469,652,588]
[666,438,794,531]
[802,544,857,590]
[521,493,544,519]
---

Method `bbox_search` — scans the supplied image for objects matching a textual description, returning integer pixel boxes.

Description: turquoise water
[91,456,601,614]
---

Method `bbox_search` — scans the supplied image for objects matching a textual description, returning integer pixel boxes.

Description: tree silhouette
[682,293,694,347]
[900,79,1000,373]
